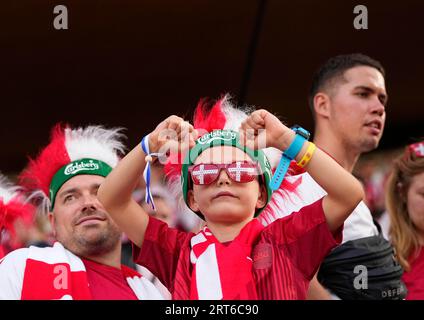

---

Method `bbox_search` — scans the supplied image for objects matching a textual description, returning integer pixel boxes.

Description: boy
[98,103,364,299]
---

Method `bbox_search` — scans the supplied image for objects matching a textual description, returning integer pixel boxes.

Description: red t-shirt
[82,259,138,300]
[402,248,424,300]
[133,198,343,300]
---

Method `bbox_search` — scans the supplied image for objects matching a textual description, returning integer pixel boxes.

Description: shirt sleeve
[0,248,28,299]
[266,198,343,280]
[132,216,192,292]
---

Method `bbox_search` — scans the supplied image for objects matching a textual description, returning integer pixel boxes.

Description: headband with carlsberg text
[49,158,112,210]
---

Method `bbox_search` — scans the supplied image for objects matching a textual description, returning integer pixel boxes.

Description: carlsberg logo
[64,160,99,175]
[198,130,237,145]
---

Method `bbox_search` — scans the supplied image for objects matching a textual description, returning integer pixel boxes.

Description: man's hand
[239,109,293,151]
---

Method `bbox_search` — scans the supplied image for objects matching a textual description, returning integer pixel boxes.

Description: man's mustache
[73,210,108,226]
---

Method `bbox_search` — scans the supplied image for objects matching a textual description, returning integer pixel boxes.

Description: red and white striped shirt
[133,198,343,300]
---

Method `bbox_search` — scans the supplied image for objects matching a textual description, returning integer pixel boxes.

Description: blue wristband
[269,155,292,191]
[269,127,309,191]
[284,133,306,160]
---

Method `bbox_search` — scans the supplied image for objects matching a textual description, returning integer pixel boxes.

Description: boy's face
[187,146,267,224]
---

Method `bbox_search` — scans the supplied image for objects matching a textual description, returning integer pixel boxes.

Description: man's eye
[64,195,75,203]
[357,92,369,97]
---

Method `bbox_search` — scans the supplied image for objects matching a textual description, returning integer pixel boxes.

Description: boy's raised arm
[239,109,364,233]
[97,116,196,247]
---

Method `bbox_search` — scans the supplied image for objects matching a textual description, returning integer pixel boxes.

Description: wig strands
[19,124,126,215]
[0,174,35,241]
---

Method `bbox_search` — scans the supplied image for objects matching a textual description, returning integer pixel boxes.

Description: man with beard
[0,124,163,300]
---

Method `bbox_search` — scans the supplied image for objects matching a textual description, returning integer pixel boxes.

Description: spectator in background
[14,210,53,249]
[136,185,177,227]
[132,185,180,299]
[386,141,424,299]
[120,163,175,270]
[0,173,35,259]
[260,53,405,299]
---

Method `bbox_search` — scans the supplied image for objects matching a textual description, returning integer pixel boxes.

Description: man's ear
[48,211,56,237]
[313,92,331,119]
[187,189,199,212]
[255,183,267,209]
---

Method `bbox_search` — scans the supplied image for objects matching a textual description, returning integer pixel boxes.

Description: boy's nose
[216,169,231,186]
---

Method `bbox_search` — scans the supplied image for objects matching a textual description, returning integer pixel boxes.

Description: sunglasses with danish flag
[188,161,261,185]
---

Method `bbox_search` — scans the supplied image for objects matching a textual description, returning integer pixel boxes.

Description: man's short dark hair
[308,53,385,119]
